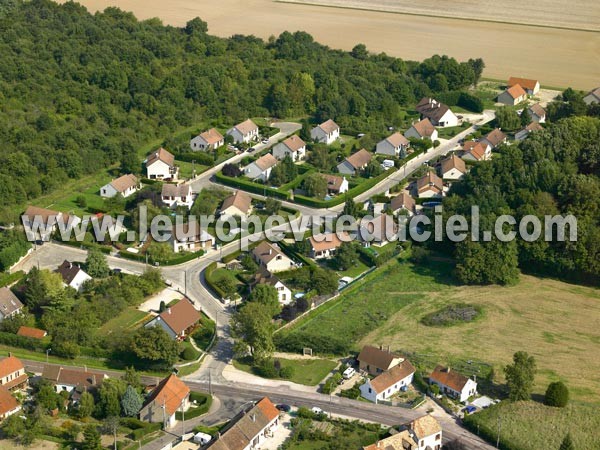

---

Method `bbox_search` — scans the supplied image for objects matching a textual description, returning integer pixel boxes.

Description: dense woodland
[0,0,482,221]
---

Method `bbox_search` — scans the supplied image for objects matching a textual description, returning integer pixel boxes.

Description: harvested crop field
[58,0,600,89]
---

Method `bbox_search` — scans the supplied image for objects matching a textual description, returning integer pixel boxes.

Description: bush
[420,303,482,327]
[256,359,278,378]
[279,365,295,379]
[181,346,199,361]
[129,422,162,440]
[0,271,25,288]
[544,381,569,407]
[275,331,350,355]
[176,392,212,420]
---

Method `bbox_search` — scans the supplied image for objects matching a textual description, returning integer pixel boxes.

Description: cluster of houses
[249,241,297,305]
[363,414,442,450]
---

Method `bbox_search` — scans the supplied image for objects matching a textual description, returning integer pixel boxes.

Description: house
[0,386,21,421]
[190,128,224,151]
[251,270,292,305]
[416,172,444,198]
[220,191,253,219]
[100,174,140,198]
[0,288,23,322]
[359,214,397,246]
[481,128,507,150]
[308,232,348,259]
[22,206,79,241]
[389,193,416,216]
[515,122,544,141]
[17,326,47,339]
[429,365,477,402]
[42,365,107,395]
[169,220,215,253]
[583,87,600,105]
[322,174,349,195]
[251,241,295,273]
[363,415,442,450]
[376,133,410,158]
[507,76,540,95]
[404,118,438,141]
[245,154,278,182]
[440,154,467,180]
[227,119,259,144]
[139,374,190,429]
[337,149,372,176]
[206,397,280,450]
[415,98,459,127]
[359,359,415,403]
[145,298,200,340]
[161,184,193,209]
[461,141,490,162]
[497,84,527,105]
[0,355,28,391]
[528,103,546,123]
[55,260,92,292]
[272,135,306,161]
[146,148,178,180]
[311,119,340,144]
[357,345,405,376]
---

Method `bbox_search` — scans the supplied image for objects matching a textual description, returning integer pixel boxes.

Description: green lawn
[436,123,470,139]
[99,308,151,335]
[320,259,371,279]
[177,160,209,179]
[233,357,337,386]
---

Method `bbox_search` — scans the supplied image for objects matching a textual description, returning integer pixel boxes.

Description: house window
[368,388,372,393]
[435,434,441,440]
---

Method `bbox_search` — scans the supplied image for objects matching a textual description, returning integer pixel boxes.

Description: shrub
[129,422,162,440]
[256,359,278,378]
[544,381,569,407]
[181,346,199,361]
[279,365,295,379]
[421,303,482,327]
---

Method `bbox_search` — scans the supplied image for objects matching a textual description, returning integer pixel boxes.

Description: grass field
[98,308,151,335]
[233,357,337,386]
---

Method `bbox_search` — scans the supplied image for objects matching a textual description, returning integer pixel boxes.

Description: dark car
[463,405,477,414]
[276,404,291,412]
[248,147,256,152]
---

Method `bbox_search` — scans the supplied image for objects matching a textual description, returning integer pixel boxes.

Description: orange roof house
[139,374,190,428]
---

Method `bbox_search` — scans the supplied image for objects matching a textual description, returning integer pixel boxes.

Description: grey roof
[0,288,23,317]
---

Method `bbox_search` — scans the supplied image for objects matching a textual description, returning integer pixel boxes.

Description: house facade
[528,103,546,123]
[363,415,442,450]
[227,119,259,144]
[245,154,278,182]
[440,154,467,180]
[139,374,190,429]
[376,133,410,158]
[415,98,459,127]
[100,174,140,198]
[311,119,340,144]
[429,366,477,402]
[0,386,21,421]
[161,183,193,209]
[337,149,372,176]
[251,241,295,273]
[42,365,107,395]
[145,298,200,339]
[404,118,438,141]
[416,172,444,198]
[252,271,292,305]
[357,345,404,376]
[220,190,252,219]
[190,128,224,151]
[55,260,92,292]
[0,355,28,391]
[308,232,347,259]
[322,174,349,195]
[0,288,23,322]
[146,148,178,180]
[272,135,306,161]
[169,221,215,253]
[359,360,415,403]
[497,84,527,106]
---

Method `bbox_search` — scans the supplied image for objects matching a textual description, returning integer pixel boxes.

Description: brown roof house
[227,119,259,144]
[0,355,28,391]
[100,174,140,199]
[191,128,224,151]
[145,298,201,340]
[359,359,415,403]
[322,174,349,195]
[17,326,47,340]
[308,232,350,260]
[515,122,543,141]
[337,149,372,176]
[359,214,398,246]
[251,241,296,273]
[415,97,459,127]
[42,365,107,401]
[0,386,21,421]
[358,345,406,376]
[404,118,438,141]
[55,260,92,292]
[140,374,190,429]
[22,206,80,241]
[528,103,546,123]
[161,183,193,209]
[0,288,23,322]
[389,193,416,216]
[429,365,477,402]
[507,76,540,95]
[363,415,442,450]
[584,87,600,105]
[481,128,507,150]
[416,172,444,198]
[376,132,410,158]
[310,119,340,144]
[440,154,467,180]
[220,191,253,220]
[206,397,280,450]
[273,135,306,161]
[461,140,490,162]
[146,148,178,180]
[244,153,278,182]
[497,84,527,106]
[169,220,216,253]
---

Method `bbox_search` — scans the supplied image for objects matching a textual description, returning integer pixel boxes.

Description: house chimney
[251,414,256,422]
[387,345,391,353]
[167,308,172,315]
[8,352,11,357]
[69,262,72,269]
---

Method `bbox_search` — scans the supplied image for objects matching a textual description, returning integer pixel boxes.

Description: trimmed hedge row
[175,392,212,420]
[129,422,162,441]
[0,331,46,351]
[205,262,226,299]
[358,245,399,267]
[58,239,112,254]
[215,172,290,200]
[118,249,204,266]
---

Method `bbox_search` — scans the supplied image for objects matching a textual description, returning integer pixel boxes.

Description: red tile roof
[507,77,539,91]
[156,298,201,336]
[0,386,19,416]
[146,148,175,168]
[198,128,224,145]
[17,326,47,339]
[143,374,190,417]
[410,118,436,138]
[505,84,527,100]
[369,359,415,393]
[429,365,470,392]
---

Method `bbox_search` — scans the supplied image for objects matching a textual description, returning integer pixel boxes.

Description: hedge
[58,239,112,254]
[129,422,162,441]
[205,262,226,299]
[0,271,25,288]
[0,331,46,351]
[274,331,350,355]
[119,249,204,266]
[215,172,290,200]
[277,240,316,268]
[172,151,215,166]
[175,392,212,420]
[358,244,399,267]
[221,250,242,264]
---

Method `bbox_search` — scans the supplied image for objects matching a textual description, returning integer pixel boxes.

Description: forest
[0,0,482,222]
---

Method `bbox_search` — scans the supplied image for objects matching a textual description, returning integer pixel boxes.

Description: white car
[311,406,325,415]
[342,367,356,379]
[261,139,269,144]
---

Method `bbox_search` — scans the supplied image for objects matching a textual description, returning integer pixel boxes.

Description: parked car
[311,406,325,415]
[462,405,477,414]
[276,404,291,412]
[248,147,256,152]
[261,139,269,144]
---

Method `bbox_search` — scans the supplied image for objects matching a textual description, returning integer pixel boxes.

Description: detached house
[272,135,306,161]
[146,148,178,181]
[55,260,92,292]
[429,365,477,402]
[415,97,459,127]
[251,270,292,305]
[190,128,224,151]
[440,154,467,180]
[145,298,200,340]
[507,76,540,95]
[497,84,527,106]
[0,355,28,391]
[528,103,546,123]
[311,119,340,144]
[358,345,405,376]
[0,288,23,322]
[206,397,280,450]
[583,87,600,105]
[322,174,349,195]
[337,149,372,176]
[245,154,278,182]
[100,174,140,198]
[252,241,295,273]
[404,118,438,142]
[389,193,416,216]
[169,220,215,253]
[461,141,490,162]
[376,133,410,158]
[416,172,444,198]
[220,190,253,220]
[0,387,21,421]
[515,122,544,141]
[161,184,193,209]
[308,232,349,260]
[22,206,79,241]
[360,359,415,403]
[42,365,107,395]
[481,128,507,150]
[363,415,442,450]
[227,119,259,144]
[140,374,190,429]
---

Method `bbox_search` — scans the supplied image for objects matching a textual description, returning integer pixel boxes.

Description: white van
[193,432,212,445]
[342,367,356,379]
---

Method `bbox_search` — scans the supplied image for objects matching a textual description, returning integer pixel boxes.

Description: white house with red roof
[273,135,306,161]
[227,119,259,144]
[404,118,438,141]
[100,174,140,198]
[311,119,340,144]
[146,148,178,180]
[360,359,415,403]
[376,132,410,157]
[429,365,477,402]
[0,355,27,391]
[139,374,190,428]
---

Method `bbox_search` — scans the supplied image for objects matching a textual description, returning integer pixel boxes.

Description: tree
[300,119,312,142]
[129,326,181,367]
[308,146,334,171]
[520,107,532,126]
[86,248,110,278]
[495,107,521,131]
[122,366,142,391]
[264,198,281,215]
[544,381,569,407]
[232,302,275,363]
[304,172,328,199]
[342,197,359,217]
[81,425,102,450]
[216,276,238,299]
[311,267,338,295]
[504,351,537,401]
[248,284,281,317]
[36,381,62,411]
[335,242,358,270]
[222,163,242,177]
[121,385,143,417]
[559,433,575,450]
[467,58,485,86]
[78,391,95,418]
[96,379,123,418]
[241,254,258,272]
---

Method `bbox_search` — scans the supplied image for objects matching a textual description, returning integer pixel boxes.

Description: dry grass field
[57,0,600,90]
